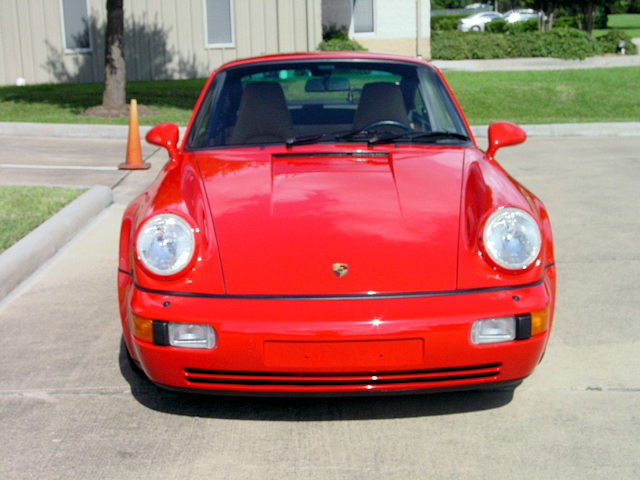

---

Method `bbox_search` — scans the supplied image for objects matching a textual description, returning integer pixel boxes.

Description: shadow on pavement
[119,338,515,421]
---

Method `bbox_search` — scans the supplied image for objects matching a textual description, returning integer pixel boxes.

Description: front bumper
[120,270,554,395]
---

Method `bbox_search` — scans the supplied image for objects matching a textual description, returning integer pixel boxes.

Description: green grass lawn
[0,186,86,252]
[593,13,640,38]
[0,79,206,126]
[444,67,640,125]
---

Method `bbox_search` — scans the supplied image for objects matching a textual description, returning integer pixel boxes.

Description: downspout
[416,0,423,58]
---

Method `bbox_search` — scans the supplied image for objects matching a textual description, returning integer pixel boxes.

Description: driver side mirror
[146,122,180,156]
[486,122,526,161]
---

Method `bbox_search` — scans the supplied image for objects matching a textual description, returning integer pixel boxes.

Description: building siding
[0,0,322,86]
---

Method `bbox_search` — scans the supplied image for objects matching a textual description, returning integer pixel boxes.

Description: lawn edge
[0,185,113,301]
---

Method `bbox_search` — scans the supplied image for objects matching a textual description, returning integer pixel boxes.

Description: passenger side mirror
[146,122,179,156]
[486,122,526,160]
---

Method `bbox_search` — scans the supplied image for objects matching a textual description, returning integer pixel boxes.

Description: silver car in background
[457,11,503,32]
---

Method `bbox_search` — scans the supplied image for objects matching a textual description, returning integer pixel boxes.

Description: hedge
[431,28,638,60]
[431,14,468,32]
[318,38,367,51]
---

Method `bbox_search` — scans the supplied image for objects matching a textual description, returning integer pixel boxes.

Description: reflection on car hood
[194,147,465,295]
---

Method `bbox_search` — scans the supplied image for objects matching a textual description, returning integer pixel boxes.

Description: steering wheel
[360,120,413,131]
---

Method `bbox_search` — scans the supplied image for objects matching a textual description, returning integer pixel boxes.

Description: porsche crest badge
[332,263,349,277]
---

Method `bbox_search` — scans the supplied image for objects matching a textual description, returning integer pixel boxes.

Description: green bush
[553,16,578,28]
[431,27,610,60]
[464,33,509,59]
[508,18,540,34]
[431,14,468,31]
[506,32,547,57]
[431,32,472,60]
[318,38,367,51]
[595,11,608,29]
[597,29,639,54]
[322,24,349,41]
[485,19,507,33]
[541,28,600,59]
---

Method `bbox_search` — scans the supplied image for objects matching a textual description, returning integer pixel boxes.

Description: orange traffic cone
[119,99,150,170]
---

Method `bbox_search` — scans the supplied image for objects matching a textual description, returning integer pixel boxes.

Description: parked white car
[457,11,504,32]
[503,9,540,23]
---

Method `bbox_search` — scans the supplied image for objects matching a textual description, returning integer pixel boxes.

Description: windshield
[186,59,470,149]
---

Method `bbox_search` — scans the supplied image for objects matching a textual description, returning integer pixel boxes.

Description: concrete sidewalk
[432,52,640,71]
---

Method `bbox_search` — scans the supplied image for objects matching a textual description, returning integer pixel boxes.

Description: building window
[353,0,374,34]
[204,0,234,47]
[60,0,91,51]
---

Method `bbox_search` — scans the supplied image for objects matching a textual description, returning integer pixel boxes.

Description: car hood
[194,147,465,295]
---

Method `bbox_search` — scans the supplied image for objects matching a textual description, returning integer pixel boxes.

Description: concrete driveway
[0,135,638,479]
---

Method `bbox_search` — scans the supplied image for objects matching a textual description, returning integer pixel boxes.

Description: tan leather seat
[229,81,295,145]
[353,82,410,130]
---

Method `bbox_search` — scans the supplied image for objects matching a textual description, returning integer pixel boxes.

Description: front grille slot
[184,363,501,388]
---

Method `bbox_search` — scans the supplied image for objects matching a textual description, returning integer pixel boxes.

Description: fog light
[471,316,516,344]
[168,323,215,349]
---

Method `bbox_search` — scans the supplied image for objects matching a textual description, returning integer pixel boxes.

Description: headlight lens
[482,208,541,271]
[136,213,195,276]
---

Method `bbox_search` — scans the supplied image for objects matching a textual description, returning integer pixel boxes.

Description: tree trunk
[102,0,126,109]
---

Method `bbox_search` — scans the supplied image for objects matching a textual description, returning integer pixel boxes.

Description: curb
[0,122,187,140]
[432,54,640,72]
[471,122,640,137]
[0,185,113,301]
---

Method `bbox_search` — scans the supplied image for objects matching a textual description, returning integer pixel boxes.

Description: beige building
[323,0,431,60]
[0,0,430,87]
[0,0,322,86]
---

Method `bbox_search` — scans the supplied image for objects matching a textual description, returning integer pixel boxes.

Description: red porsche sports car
[118,52,555,395]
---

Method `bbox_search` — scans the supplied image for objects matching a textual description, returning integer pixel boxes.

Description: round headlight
[482,207,541,271]
[136,213,195,276]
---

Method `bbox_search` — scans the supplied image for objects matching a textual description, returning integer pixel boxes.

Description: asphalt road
[0,135,638,479]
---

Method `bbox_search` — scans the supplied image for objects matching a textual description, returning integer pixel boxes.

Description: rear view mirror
[305,77,351,92]
[486,122,527,160]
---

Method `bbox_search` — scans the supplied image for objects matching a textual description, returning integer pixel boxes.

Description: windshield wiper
[285,127,377,148]
[367,131,471,146]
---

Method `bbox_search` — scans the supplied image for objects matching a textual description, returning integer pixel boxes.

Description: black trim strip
[185,371,497,387]
[272,152,389,158]
[184,363,501,378]
[119,268,132,277]
[133,276,546,301]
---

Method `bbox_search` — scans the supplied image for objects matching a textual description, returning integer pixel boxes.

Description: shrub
[506,32,547,57]
[508,18,540,34]
[431,32,471,60]
[597,30,639,54]
[553,16,578,29]
[318,38,367,51]
[542,27,600,59]
[595,11,608,29]
[431,14,468,32]
[485,19,507,33]
[431,27,607,60]
[322,24,349,41]
[464,33,509,59]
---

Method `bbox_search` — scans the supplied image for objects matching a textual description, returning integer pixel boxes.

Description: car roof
[215,51,435,72]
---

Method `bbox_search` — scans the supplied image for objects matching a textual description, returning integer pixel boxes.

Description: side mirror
[146,122,179,156]
[486,122,526,161]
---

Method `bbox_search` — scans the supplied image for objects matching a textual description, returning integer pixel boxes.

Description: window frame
[203,0,235,49]
[59,0,92,53]
[352,0,376,35]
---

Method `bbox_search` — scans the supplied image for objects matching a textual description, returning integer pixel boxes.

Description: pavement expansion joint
[0,387,133,397]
